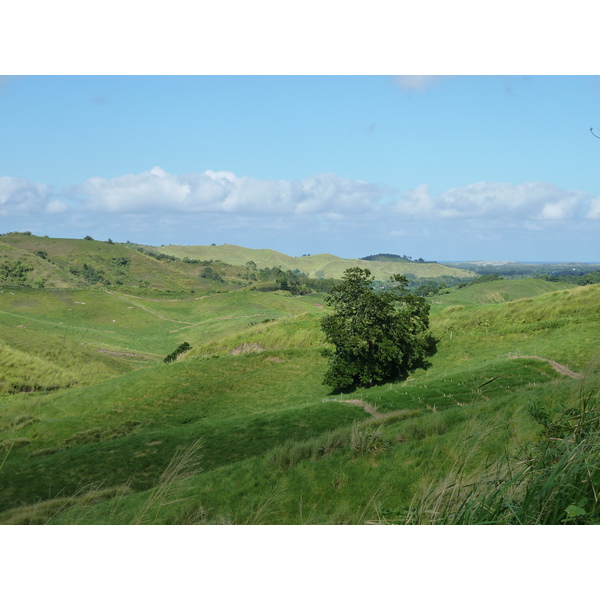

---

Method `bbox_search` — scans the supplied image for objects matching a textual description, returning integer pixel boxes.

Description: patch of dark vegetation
[4,382,63,394]
[0,259,34,285]
[543,270,600,286]
[69,263,109,285]
[164,342,192,363]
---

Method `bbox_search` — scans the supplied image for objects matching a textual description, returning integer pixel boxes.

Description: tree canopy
[320,267,438,390]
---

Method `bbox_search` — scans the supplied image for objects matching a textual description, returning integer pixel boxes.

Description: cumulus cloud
[394,181,592,221]
[2,167,597,261]
[0,176,52,216]
[586,197,600,219]
[72,167,388,216]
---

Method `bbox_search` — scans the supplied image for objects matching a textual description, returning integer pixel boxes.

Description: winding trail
[510,355,582,379]
[333,399,381,417]
[330,354,583,419]
[326,399,419,420]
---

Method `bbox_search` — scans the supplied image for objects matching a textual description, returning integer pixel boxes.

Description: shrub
[164,342,192,363]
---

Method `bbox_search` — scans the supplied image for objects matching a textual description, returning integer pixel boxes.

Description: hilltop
[0,232,254,294]
[148,243,475,281]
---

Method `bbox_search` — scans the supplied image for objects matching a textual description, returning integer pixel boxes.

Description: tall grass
[403,372,600,524]
[132,438,204,524]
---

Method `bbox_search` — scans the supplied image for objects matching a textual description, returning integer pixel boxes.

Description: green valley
[1,234,599,524]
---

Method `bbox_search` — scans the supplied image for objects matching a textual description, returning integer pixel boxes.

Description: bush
[164,342,192,363]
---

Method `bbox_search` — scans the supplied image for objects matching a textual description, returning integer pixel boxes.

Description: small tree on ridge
[320,267,438,390]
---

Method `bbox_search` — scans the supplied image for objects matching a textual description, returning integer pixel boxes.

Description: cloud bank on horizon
[1,167,598,261]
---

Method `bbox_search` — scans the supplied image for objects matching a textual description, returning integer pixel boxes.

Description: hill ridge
[152,243,475,281]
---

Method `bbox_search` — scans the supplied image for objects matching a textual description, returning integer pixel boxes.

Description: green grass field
[1,259,598,524]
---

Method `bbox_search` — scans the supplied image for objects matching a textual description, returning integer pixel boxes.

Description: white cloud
[46,199,70,214]
[1,169,597,261]
[586,197,600,219]
[394,181,591,221]
[0,177,51,216]
[73,168,388,216]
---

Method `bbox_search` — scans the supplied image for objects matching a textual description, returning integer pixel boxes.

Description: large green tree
[320,267,437,390]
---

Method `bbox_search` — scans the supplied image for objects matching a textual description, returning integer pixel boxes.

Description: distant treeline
[542,271,600,286]
[248,265,338,295]
[457,272,503,288]
[372,274,472,296]
[443,262,600,279]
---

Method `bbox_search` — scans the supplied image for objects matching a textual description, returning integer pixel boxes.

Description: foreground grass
[1,283,598,524]
[45,378,574,525]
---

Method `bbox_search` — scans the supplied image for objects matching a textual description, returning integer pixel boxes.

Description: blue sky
[1,74,599,261]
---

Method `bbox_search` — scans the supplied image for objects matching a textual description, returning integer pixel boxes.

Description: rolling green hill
[430,277,576,310]
[0,233,254,294]
[0,234,477,298]
[1,274,598,524]
[150,243,476,281]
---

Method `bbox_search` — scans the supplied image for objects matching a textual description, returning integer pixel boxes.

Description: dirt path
[326,398,420,420]
[330,354,583,419]
[331,399,381,417]
[510,355,582,379]
[104,290,196,325]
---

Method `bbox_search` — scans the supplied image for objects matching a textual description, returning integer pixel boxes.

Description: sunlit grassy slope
[0,233,251,293]
[0,279,598,524]
[153,243,475,280]
[431,278,575,308]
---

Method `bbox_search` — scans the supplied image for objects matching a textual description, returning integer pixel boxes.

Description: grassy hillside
[1,278,598,524]
[0,286,327,393]
[0,233,254,294]
[431,278,576,309]
[152,243,476,281]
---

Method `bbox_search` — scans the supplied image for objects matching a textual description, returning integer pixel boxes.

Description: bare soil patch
[325,398,381,417]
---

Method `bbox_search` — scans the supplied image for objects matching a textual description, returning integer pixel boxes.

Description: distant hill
[0,234,477,292]
[430,277,576,310]
[151,244,476,281]
[442,260,600,278]
[360,253,430,263]
[0,233,248,293]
